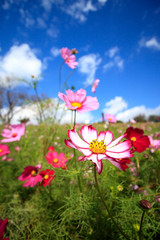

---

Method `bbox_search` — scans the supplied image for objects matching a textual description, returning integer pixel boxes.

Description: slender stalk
[59,61,64,91]
[139,211,145,240]
[94,166,130,240]
[62,69,76,92]
[73,110,76,127]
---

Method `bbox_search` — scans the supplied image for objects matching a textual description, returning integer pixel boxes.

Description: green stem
[94,166,130,240]
[59,61,64,91]
[62,69,76,92]
[73,110,76,127]
[139,211,145,240]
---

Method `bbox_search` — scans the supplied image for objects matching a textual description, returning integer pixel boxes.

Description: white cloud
[139,37,160,51]
[98,0,108,4]
[117,105,160,122]
[78,54,102,86]
[9,99,94,125]
[41,0,64,11]
[37,17,47,28]
[103,96,128,115]
[0,44,42,88]
[103,47,124,71]
[19,8,35,28]
[106,46,119,58]
[50,47,60,57]
[47,24,59,38]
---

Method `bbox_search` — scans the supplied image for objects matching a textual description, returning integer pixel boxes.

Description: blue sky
[0,0,160,123]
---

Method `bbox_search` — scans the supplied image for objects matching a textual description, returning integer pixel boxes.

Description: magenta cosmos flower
[1,123,25,143]
[65,125,133,174]
[39,169,55,187]
[18,164,43,187]
[0,144,10,157]
[58,89,99,113]
[148,136,160,152]
[60,47,78,69]
[105,114,117,123]
[45,151,68,169]
[0,218,9,240]
[92,79,100,93]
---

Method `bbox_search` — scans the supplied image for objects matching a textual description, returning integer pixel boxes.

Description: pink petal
[107,134,125,148]
[106,151,133,159]
[64,139,77,149]
[107,158,124,171]
[107,140,131,152]
[97,131,106,141]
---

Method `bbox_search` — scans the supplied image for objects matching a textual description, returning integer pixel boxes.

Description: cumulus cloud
[103,96,128,115]
[139,37,160,51]
[103,47,124,71]
[9,99,94,124]
[78,54,102,86]
[0,44,42,88]
[117,105,160,122]
[47,24,59,38]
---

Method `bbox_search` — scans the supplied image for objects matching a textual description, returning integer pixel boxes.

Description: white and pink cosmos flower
[65,125,133,174]
[1,123,25,143]
[92,79,100,93]
[58,89,99,113]
[60,47,78,69]
[148,136,160,153]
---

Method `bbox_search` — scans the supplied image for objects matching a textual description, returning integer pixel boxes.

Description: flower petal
[107,140,131,152]
[80,125,97,144]
[106,151,133,159]
[107,134,125,148]
[68,129,89,148]
[104,130,113,145]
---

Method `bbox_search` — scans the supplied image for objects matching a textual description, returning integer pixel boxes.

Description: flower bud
[139,199,152,210]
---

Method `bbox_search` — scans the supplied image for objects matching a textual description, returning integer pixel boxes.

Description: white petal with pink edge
[69,129,89,148]
[65,139,77,149]
[107,140,131,152]
[104,130,113,145]
[106,151,133,159]
[80,125,97,143]
[107,134,125,148]
[107,158,124,171]
[78,148,92,156]
[97,131,106,141]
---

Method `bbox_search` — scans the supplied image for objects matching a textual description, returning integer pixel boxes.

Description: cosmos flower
[105,114,117,123]
[1,124,25,143]
[91,79,100,93]
[0,144,10,157]
[125,127,150,153]
[60,47,78,69]
[39,169,55,187]
[0,218,9,240]
[65,125,133,174]
[58,89,99,113]
[18,164,42,187]
[47,146,55,152]
[148,136,160,152]
[45,151,68,169]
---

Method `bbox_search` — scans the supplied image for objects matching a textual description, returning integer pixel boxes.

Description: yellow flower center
[89,139,106,154]
[66,58,70,62]
[53,158,59,163]
[12,133,17,137]
[108,118,112,121]
[71,102,82,108]
[0,149,2,153]
[31,170,36,176]
[131,137,136,142]
[44,174,49,180]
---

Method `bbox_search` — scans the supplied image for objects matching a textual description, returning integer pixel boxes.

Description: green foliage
[0,122,160,239]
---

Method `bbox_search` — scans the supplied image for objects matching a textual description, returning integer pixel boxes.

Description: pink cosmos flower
[45,151,68,169]
[1,124,25,143]
[0,218,9,240]
[18,164,42,187]
[65,125,133,174]
[39,169,55,187]
[60,47,78,69]
[15,146,20,152]
[58,89,99,113]
[91,79,100,93]
[148,136,160,152]
[130,119,136,124]
[0,144,10,157]
[105,114,117,123]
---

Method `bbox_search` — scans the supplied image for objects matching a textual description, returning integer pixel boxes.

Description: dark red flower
[0,218,9,240]
[125,127,150,153]
[39,169,55,187]
[47,146,54,152]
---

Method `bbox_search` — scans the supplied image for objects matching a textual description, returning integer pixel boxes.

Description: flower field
[0,121,160,240]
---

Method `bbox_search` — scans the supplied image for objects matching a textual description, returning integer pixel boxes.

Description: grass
[0,122,160,239]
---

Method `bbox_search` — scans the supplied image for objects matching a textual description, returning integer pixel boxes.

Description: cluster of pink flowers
[60,47,78,69]
[18,146,68,187]
[58,89,99,113]
[65,125,151,174]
